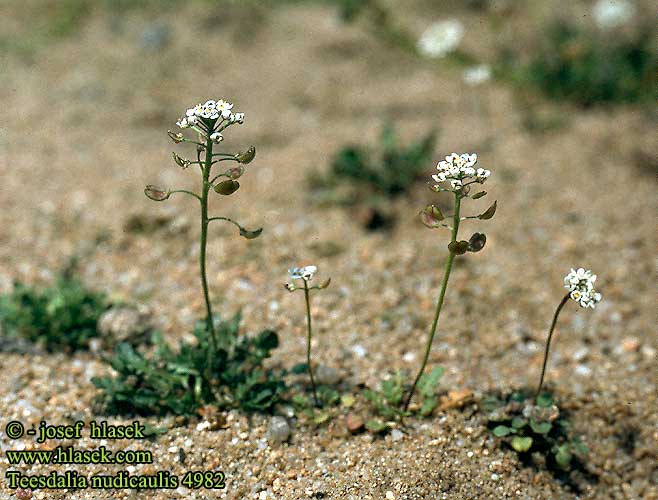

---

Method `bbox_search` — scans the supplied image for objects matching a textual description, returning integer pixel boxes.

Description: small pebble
[267,416,291,443]
[390,429,404,441]
[315,365,341,385]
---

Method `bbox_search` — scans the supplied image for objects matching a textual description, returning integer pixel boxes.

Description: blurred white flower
[463,64,491,86]
[563,267,602,309]
[592,0,635,29]
[417,19,464,58]
[432,152,490,192]
[210,132,223,144]
[289,265,317,282]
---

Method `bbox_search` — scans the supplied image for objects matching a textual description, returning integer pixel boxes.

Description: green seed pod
[172,152,190,169]
[226,166,245,180]
[419,205,444,228]
[214,180,240,195]
[478,200,497,220]
[235,146,256,164]
[167,130,184,143]
[144,185,170,201]
[239,226,262,239]
[471,191,487,199]
[448,240,469,255]
[467,232,486,252]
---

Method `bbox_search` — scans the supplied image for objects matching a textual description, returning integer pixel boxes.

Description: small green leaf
[511,417,527,429]
[511,436,533,452]
[471,191,487,199]
[572,439,589,456]
[313,411,330,425]
[493,425,512,437]
[530,419,552,434]
[142,424,168,438]
[341,394,356,408]
[419,397,438,417]
[365,420,388,433]
[478,200,497,220]
[292,394,309,407]
[510,391,527,403]
[291,363,309,375]
[448,240,469,255]
[536,393,554,407]
[419,365,444,397]
[555,445,572,469]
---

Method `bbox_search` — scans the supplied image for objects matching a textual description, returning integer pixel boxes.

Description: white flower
[463,64,491,86]
[476,168,490,181]
[563,268,602,309]
[175,98,245,132]
[289,265,317,282]
[432,152,490,192]
[450,179,463,190]
[216,99,234,118]
[417,19,464,58]
[592,0,635,29]
[210,132,223,144]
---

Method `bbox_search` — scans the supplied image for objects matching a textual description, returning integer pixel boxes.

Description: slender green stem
[303,281,319,407]
[404,192,462,411]
[170,189,201,202]
[534,292,571,402]
[200,137,218,352]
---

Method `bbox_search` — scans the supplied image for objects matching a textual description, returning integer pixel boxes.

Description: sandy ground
[0,1,656,499]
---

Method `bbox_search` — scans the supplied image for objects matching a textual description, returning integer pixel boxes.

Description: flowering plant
[145,98,260,353]
[404,152,496,410]
[285,265,331,407]
[535,268,602,400]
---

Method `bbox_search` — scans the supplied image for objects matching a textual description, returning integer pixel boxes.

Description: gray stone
[315,365,341,385]
[97,305,153,347]
[267,416,290,443]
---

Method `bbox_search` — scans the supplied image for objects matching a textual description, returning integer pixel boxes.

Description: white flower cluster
[176,99,244,129]
[288,266,317,282]
[417,19,464,59]
[563,268,602,309]
[431,153,491,192]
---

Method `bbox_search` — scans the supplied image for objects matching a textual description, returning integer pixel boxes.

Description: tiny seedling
[364,366,444,431]
[285,265,331,407]
[404,153,495,410]
[485,391,589,475]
